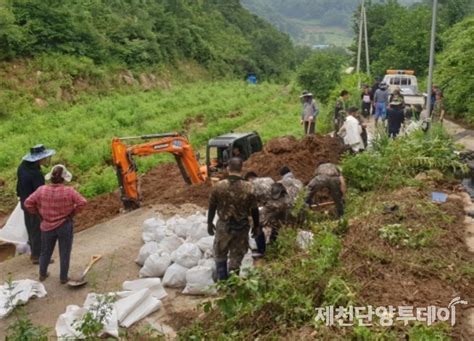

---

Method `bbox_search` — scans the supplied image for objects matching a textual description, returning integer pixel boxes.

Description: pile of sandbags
[136,212,217,295]
[136,212,254,295]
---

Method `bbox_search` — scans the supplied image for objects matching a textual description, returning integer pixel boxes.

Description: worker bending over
[207,158,260,280]
[305,163,346,218]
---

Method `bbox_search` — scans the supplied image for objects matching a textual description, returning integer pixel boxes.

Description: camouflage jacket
[315,163,341,177]
[261,194,291,225]
[279,172,303,204]
[251,177,275,205]
[209,175,258,223]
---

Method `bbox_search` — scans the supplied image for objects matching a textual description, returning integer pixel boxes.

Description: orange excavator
[112,133,207,209]
[112,131,263,209]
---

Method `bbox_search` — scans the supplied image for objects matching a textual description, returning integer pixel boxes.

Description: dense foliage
[353,0,474,78]
[0,0,296,80]
[296,49,347,103]
[342,126,466,191]
[434,16,474,121]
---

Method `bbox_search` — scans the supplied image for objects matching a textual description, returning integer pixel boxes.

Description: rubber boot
[215,260,228,281]
[254,232,266,257]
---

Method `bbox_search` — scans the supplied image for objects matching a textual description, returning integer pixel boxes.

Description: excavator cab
[206,132,262,174]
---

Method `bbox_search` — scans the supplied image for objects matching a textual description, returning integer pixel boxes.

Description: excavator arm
[112,133,207,209]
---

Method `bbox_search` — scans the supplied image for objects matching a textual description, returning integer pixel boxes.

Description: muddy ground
[342,186,474,339]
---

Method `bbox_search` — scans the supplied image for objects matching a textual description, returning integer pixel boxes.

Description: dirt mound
[75,163,211,232]
[75,134,343,231]
[245,134,344,184]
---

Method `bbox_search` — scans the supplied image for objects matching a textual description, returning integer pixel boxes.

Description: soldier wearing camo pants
[207,158,260,280]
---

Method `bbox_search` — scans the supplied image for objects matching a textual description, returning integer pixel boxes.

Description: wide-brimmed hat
[299,90,313,98]
[22,144,56,162]
[45,164,73,182]
[270,183,287,200]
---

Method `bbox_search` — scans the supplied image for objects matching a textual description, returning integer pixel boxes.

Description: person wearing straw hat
[16,144,56,264]
[24,164,87,283]
[300,90,319,135]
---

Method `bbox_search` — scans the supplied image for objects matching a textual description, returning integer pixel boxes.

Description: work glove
[208,222,216,236]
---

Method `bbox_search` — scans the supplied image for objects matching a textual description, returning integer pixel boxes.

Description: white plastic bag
[143,217,165,233]
[174,222,191,239]
[296,231,314,250]
[187,223,209,242]
[196,236,214,254]
[135,242,159,266]
[122,278,168,300]
[0,202,28,244]
[171,243,202,268]
[0,279,47,319]
[158,235,184,254]
[198,258,217,281]
[162,263,188,288]
[182,266,216,295]
[115,288,162,328]
[139,252,171,278]
[154,227,169,243]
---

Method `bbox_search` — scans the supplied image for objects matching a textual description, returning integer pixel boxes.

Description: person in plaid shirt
[25,164,87,283]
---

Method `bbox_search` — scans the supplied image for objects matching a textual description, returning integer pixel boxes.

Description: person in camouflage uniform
[208,158,260,280]
[278,166,303,206]
[244,171,274,257]
[261,183,291,243]
[305,163,346,218]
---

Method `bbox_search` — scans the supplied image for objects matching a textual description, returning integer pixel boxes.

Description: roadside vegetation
[181,127,472,339]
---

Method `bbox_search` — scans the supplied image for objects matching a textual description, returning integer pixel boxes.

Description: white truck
[382,69,426,107]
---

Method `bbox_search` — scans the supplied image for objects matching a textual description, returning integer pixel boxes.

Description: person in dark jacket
[387,100,405,138]
[16,144,56,264]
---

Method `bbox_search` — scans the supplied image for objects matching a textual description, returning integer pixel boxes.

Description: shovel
[67,255,102,288]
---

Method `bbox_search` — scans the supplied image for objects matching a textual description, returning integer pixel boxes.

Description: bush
[342,126,467,191]
[296,49,346,103]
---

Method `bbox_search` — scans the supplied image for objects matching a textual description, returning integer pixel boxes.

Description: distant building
[312,44,330,50]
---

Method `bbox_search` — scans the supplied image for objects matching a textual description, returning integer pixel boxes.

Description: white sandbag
[158,235,184,254]
[198,258,217,281]
[142,231,155,243]
[135,242,159,266]
[0,279,47,319]
[196,236,214,253]
[143,217,166,234]
[171,243,202,268]
[240,251,254,278]
[182,266,216,295]
[162,263,188,288]
[187,222,209,242]
[114,288,162,328]
[187,212,207,223]
[174,222,191,239]
[122,278,168,300]
[154,227,169,243]
[139,252,172,278]
[56,294,119,339]
[296,231,314,250]
[203,249,214,259]
[0,202,28,244]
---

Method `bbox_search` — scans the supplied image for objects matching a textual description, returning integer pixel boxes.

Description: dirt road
[0,203,205,339]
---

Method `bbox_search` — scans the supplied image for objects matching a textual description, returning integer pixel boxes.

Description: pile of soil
[342,187,474,338]
[75,134,343,232]
[75,163,211,232]
[244,134,344,184]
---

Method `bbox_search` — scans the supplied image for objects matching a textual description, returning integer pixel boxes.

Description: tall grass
[0,81,314,207]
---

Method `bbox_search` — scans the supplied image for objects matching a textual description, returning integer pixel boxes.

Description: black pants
[23,209,42,259]
[40,219,74,281]
[362,102,371,118]
[304,121,315,135]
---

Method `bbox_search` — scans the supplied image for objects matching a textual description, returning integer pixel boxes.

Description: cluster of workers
[300,78,446,151]
[207,157,345,280]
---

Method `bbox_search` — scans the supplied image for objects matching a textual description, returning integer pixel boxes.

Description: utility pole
[356,1,364,81]
[424,0,438,120]
[363,3,370,76]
